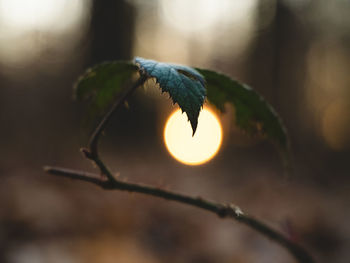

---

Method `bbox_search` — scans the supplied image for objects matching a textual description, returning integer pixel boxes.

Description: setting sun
[164,108,223,165]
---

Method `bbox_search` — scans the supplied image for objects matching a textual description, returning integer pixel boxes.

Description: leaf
[74,61,138,117]
[196,68,289,151]
[135,57,206,135]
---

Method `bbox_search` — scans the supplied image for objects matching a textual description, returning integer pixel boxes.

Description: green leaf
[74,61,138,117]
[196,68,288,151]
[135,57,206,135]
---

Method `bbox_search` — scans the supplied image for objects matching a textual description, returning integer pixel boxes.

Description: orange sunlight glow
[164,108,223,165]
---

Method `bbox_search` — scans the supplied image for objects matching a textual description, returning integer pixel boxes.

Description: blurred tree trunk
[88,0,135,65]
[246,0,311,142]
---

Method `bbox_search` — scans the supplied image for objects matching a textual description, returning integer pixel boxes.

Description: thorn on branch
[217,204,244,218]
[80,147,93,159]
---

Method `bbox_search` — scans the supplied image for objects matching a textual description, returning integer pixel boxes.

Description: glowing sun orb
[164,108,223,165]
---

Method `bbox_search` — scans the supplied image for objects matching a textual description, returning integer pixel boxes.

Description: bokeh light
[0,0,90,67]
[159,0,257,34]
[322,99,350,151]
[164,108,223,165]
[132,0,259,66]
[0,0,85,32]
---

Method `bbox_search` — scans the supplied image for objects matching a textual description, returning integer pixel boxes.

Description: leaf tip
[190,119,198,137]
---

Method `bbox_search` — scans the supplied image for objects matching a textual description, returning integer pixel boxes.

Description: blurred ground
[0,0,349,262]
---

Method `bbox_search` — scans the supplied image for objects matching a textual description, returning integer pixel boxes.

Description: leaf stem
[88,74,148,158]
[44,165,315,263]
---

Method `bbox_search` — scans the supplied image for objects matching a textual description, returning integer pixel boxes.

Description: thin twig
[84,74,148,182]
[88,74,148,158]
[44,166,315,263]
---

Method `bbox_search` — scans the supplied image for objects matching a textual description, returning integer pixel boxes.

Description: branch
[84,74,148,182]
[45,74,315,263]
[44,166,315,263]
[88,74,148,158]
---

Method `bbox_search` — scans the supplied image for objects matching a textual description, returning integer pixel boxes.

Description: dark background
[0,0,349,262]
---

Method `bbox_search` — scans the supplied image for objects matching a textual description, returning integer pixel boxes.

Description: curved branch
[44,166,315,263]
[84,74,148,182]
[88,74,148,158]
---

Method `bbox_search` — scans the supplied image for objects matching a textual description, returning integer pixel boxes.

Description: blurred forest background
[0,0,349,262]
